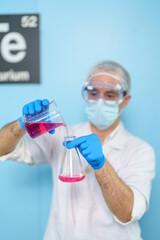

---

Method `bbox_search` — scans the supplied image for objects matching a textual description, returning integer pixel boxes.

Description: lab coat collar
[87,121,128,150]
[106,121,128,150]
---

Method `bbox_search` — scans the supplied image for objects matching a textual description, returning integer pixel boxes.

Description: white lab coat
[0,122,155,240]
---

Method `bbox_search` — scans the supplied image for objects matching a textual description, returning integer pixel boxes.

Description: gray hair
[85,60,131,94]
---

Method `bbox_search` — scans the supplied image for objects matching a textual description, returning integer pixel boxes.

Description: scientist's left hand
[65,134,105,170]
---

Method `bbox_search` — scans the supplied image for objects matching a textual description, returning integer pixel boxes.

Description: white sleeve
[114,143,155,225]
[114,186,147,225]
[0,126,66,166]
[0,134,33,164]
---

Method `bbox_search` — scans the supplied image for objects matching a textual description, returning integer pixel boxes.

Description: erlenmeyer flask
[59,136,85,182]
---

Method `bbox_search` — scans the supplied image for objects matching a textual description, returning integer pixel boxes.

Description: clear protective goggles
[82,81,127,106]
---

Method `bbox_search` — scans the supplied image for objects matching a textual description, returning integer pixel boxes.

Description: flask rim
[64,136,76,141]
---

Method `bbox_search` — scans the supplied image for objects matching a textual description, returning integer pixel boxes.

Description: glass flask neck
[64,136,76,143]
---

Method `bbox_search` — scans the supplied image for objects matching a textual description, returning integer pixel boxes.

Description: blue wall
[0,0,160,239]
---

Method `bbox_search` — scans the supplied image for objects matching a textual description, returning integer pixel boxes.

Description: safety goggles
[82,81,127,106]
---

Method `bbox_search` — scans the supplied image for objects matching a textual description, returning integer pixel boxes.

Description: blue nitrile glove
[64,134,105,170]
[18,99,55,134]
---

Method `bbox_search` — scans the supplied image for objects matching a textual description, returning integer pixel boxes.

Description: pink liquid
[24,122,65,138]
[59,175,85,182]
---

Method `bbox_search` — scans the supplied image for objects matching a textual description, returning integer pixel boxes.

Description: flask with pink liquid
[22,100,66,138]
[59,136,85,183]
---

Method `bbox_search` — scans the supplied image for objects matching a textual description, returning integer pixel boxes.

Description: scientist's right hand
[18,99,55,134]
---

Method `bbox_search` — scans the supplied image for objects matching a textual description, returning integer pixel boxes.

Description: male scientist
[0,61,155,240]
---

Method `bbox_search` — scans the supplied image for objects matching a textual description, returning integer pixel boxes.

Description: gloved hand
[19,99,55,134]
[64,134,105,170]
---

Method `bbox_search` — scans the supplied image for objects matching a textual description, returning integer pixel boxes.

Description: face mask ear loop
[118,101,124,118]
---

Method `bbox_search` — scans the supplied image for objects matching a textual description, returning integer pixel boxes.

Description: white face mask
[85,99,120,130]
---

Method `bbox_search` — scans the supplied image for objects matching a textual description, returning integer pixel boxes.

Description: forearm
[95,159,134,223]
[0,120,26,156]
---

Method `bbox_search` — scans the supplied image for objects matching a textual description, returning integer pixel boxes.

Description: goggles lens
[82,83,126,105]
